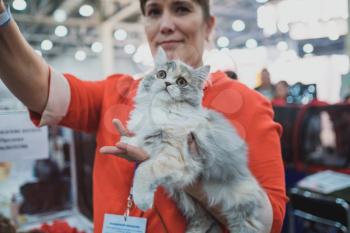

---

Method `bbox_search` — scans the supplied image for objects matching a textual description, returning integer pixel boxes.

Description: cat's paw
[133,191,154,211]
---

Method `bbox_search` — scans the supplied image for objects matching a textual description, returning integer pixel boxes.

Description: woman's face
[275,83,289,99]
[143,0,215,68]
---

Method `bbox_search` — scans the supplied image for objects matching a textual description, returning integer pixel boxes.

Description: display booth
[0,110,93,233]
[273,103,350,233]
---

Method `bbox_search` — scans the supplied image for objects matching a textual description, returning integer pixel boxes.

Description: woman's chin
[155,44,201,67]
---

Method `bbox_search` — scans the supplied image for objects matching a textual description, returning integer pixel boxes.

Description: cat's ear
[192,65,211,81]
[154,47,168,66]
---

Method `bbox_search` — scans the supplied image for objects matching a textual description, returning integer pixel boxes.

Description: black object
[295,104,350,169]
[19,179,70,214]
[288,187,350,233]
[20,159,71,214]
[273,105,300,164]
[74,132,96,221]
[33,159,60,181]
[287,82,317,105]
[0,214,16,233]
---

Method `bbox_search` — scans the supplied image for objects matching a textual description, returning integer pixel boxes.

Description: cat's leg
[171,191,219,233]
[225,204,262,233]
[132,161,157,211]
[221,188,264,233]
[133,144,198,211]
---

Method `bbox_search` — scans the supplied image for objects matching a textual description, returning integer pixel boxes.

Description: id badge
[102,214,147,233]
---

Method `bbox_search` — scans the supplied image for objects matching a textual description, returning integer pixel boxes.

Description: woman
[0,0,287,232]
[272,80,290,106]
[255,68,275,100]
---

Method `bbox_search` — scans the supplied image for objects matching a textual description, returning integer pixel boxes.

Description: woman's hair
[276,80,289,88]
[139,0,211,21]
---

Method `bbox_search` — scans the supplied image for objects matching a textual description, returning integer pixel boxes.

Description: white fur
[121,54,266,233]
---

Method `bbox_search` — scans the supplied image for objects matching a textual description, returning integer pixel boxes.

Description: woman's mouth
[159,40,183,50]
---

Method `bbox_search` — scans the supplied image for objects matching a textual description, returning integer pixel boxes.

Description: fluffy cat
[121,48,265,233]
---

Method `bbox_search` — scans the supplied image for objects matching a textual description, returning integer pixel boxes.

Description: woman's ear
[205,16,216,42]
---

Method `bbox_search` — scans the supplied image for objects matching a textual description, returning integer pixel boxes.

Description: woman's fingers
[99,143,149,162]
[100,146,138,161]
[112,119,135,137]
[187,132,199,155]
[100,146,125,154]
[99,119,145,162]
[116,142,149,162]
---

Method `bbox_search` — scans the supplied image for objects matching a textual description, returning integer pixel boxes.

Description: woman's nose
[159,11,176,34]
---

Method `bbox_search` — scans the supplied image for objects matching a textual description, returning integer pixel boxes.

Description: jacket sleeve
[29,68,107,133]
[246,96,287,233]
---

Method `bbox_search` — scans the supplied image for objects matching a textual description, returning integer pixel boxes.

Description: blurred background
[1,0,349,103]
[1,0,350,233]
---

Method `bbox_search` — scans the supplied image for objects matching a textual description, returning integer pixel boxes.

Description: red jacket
[31,70,287,233]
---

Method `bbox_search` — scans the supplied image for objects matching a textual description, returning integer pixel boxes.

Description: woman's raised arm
[0,0,49,114]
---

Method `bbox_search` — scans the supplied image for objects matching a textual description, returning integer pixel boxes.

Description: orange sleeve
[29,73,107,133]
[247,96,287,233]
[59,74,106,132]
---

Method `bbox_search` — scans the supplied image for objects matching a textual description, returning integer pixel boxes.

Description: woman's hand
[185,133,228,227]
[0,1,5,12]
[99,119,149,162]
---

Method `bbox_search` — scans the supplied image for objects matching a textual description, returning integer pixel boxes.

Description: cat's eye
[176,77,188,87]
[156,70,167,79]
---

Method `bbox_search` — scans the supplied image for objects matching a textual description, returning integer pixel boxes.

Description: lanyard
[123,162,138,221]
[123,162,169,233]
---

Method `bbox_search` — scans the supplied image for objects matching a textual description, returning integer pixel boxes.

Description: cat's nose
[165,82,171,87]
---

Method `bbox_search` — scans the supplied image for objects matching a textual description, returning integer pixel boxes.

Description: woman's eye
[175,6,190,15]
[147,8,161,17]
[156,70,167,79]
[176,77,188,86]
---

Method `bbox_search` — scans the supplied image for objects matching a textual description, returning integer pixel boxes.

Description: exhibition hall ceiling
[8,0,348,58]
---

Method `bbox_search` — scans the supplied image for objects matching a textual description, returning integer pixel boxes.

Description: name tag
[102,214,147,233]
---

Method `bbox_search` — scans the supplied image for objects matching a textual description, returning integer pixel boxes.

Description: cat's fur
[121,48,265,233]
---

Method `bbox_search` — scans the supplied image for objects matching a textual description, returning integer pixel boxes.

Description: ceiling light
[303,43,314,53]
[133,43,153,66]
[232,20,245,32]
[329,34,340,41]
[12,0,27,11]
[79,4,94,17]
[277,23,289,33]
[276,41,288,51]
[124,44,136,55]
[53,9,67,22]
[41,40,53,51]
[75,50,87,61]
[132,54,142,63]
[245,39,258,49]
[91,42,103,53]
[217,36,230,48]
[54,25,68,37]
[256,0,268,3]
[114,29,127,41]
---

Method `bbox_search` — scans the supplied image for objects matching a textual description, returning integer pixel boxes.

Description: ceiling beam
[102,1,140,27]
[13,13,143,34]
[59,0,85,16]
[13,13,98,27]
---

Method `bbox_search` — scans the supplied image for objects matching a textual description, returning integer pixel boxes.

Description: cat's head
[141,48,211,106]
